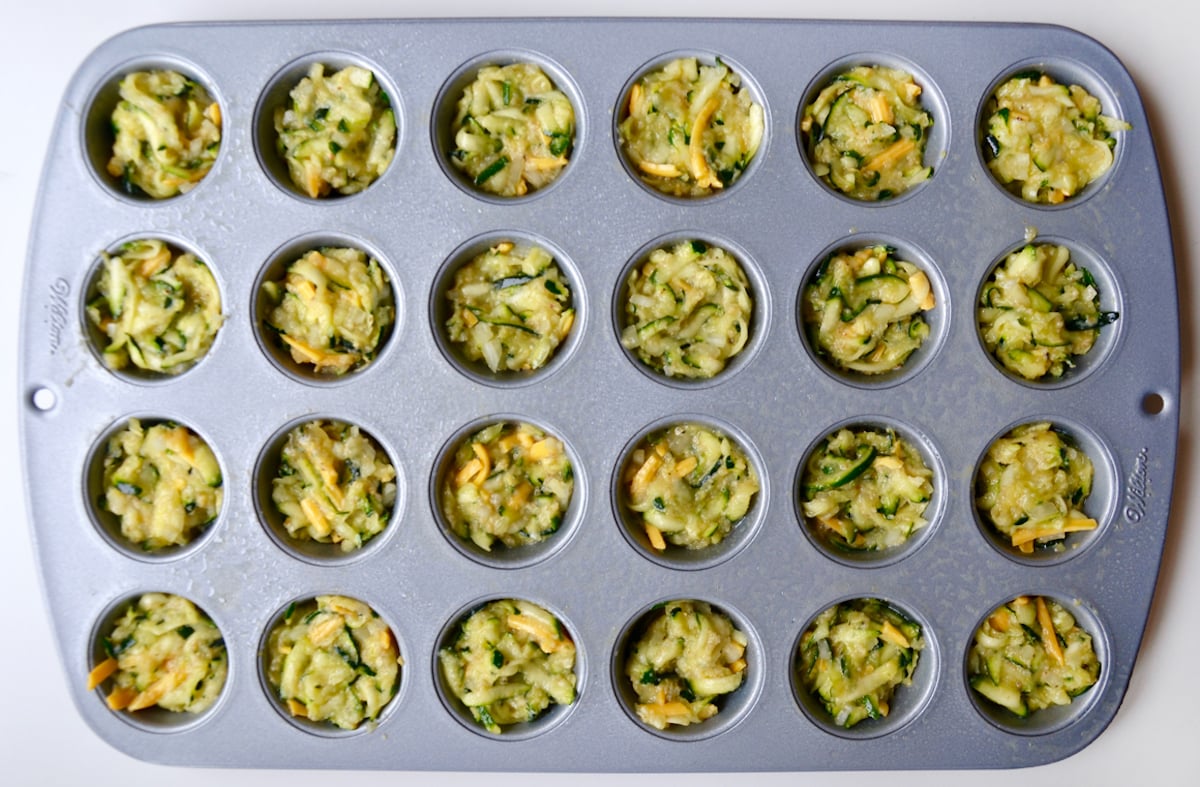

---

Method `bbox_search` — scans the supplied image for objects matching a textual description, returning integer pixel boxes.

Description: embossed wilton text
[47,278,70,354]
[1124,447,1150,523]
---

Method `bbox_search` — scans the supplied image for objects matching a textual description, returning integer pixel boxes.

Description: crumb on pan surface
[441,421,573,552]
[451,62,575,196]
[87,592,227,714]
[266,595,402,730]
[797,598,923,728]
[801,66,932,201]
[968,595,1100,717]
[802,244,934,374]
[621,239,752,379]
[271,420,396,552]
[275,63,396,198]
[87,238,223,375]
[983,72,1129,204]
[619,56,763,197]
[444,241,575,374]
[801,427,933,552]
[623,423,758,552]
[625,600,747,729]
[439,598,577,733]
[262,246,394,375]
[107,69,221,198]
[975,421,1097,553]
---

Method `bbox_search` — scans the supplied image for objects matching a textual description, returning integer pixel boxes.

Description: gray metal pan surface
[18,17,1179,771]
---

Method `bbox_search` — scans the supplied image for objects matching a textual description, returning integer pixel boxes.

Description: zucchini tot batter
[439,599,577,733]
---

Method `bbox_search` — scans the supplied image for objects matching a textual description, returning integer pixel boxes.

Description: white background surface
[4,0,1196,784]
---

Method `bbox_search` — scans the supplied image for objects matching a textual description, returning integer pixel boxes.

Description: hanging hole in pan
[30,387,57,412]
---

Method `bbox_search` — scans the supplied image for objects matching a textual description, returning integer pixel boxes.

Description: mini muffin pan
[19,18,1178,771]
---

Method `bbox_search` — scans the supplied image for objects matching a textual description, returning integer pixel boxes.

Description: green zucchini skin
[266,595,401,730]
[982,73,1128,204]
[88,239,223,376]
[624,423,759,551]
[444,242,575,374]
[801,66,933,201]
[451,63,575,197]
[797,599,923,728]
[621,240,753,380]
[625,600,747,729]
[439,599,577,733]
[802,427,933,552]
[802,244,934,375]
[967,596,1100,717]
[978,242,1115,381]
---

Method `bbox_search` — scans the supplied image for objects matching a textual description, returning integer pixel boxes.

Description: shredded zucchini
[107,69,221,198]
[976,422,1097,553]
[801,427,933,551]
[619,57,763,197]
[101,418,222,550]
[444,242,575,373]
[983,73,1129,204]
[451,63,574,196]
[621,240,753,379]
[968,596,1100,717]
[275,64,396,197]
[625,600,747,729]
[262,247,394,375]
[797,598,923,728]
[271,420,396,552]
[86,239,223,375]
[978,242,1115,380]
[802,244,934,374]
[623,423,759,551]
[266,595,402,729]
[441,421,573,551]
[90,593,226,714]
[439,599,577,733]
[801,66,933,200]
